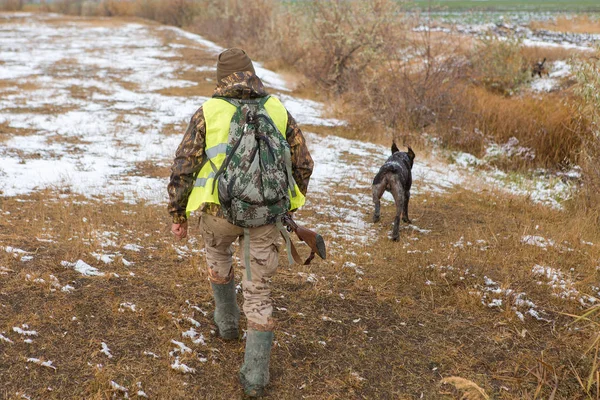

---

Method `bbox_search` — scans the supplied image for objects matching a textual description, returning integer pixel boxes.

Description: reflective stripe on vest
[185,96,306,216]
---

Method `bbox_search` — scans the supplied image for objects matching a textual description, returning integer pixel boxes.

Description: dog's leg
[390,180,403,241]
[372,183,385,223]
[402,191,411,224]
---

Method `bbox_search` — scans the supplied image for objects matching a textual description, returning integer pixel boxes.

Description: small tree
[470,36,530,96]
[300,0,403,94]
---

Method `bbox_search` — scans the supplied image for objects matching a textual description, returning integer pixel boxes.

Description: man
[167,48,313,397]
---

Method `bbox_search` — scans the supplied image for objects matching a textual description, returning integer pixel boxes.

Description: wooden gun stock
[282,215,326,265]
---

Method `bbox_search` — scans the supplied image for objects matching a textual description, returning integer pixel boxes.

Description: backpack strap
[258,95,271,107]
[243,228,252,281]
[276,216,296,266]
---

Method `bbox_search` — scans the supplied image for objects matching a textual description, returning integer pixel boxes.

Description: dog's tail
[372,164,404,185]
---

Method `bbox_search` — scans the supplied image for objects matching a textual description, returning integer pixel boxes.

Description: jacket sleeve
[285,111,313,196]
[167,107,206,224]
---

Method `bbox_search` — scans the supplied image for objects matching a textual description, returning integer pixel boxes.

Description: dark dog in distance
[532,57,548,78]
[372,142,415,241]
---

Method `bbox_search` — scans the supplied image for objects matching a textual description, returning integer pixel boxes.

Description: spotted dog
[372,142,415,241]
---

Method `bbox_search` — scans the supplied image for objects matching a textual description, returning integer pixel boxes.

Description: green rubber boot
[211,279,240,340]
[239,330,274,397]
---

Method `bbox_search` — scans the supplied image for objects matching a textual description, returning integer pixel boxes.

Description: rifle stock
[282,215,326,265]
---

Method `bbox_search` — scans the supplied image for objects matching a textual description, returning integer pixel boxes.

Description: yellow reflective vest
[186,96,305,216]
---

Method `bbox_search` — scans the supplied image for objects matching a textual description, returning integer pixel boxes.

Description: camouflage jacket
[167,72,314,224]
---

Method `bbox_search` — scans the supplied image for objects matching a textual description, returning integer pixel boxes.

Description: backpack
[212,96,296,228]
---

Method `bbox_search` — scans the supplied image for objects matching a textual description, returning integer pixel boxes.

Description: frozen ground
[0,13,572,209]
[423,11,599,51]
[0,11,583,283]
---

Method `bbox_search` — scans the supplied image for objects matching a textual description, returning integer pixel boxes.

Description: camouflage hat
[217,48,256,83]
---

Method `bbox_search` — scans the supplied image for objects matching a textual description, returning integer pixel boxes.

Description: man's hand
[171,222,188,240]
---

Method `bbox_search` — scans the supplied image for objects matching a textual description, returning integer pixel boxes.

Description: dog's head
[392,141,415,168]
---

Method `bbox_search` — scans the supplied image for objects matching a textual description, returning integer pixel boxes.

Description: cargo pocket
[199,215,217,248]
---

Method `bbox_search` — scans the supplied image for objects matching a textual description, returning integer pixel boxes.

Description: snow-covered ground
[420,11,599,52]
[0,12,575,209]
[0,12,578,248]
[0,13,348,202]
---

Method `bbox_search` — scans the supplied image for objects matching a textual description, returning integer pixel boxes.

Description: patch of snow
[532,264,596,306]
[170,339,192,354]
[279,95,345,127]
[521,235,555,248]
[61,259,105,276]
[143,351,159,359]
[13,326,38,336]
[182,328,206,346]
[124,243,143,252]
[100,342,113,358]
[0,333,13,344]
[118,302,137,313]
[61,284,75,293]
[342,262,365,275]
[171,357,196,374]
[4,246,28,254]
[110,381,128,393]
[26,358,56,370]
[91,252,115,264]
[297,272,318,283]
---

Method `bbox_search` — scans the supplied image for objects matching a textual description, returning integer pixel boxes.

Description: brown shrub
[296,0,404,94]
[470,36,530,95]
[0,0,23,11]
[187,0,278,55]
[98,0,136,17]
[52,0,84,15]
[448,86,584,170]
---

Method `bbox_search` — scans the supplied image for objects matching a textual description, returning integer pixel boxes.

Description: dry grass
[132,160,171,178]
[3,11,600,399]
[1,182,600,398]
[530,15,600,34]
[444,86,584,170]
[520,45,590,65]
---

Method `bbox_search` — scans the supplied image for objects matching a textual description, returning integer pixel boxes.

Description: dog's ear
[391,141,399,154]
[407,146,415,161]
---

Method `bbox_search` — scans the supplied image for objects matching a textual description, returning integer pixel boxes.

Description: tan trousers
[199,213,280,330]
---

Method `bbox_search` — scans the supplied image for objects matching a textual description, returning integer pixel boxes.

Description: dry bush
[0,0,23,11]
[448,86,584,170]
[343,28,466,144]
[531,15,600,34]
[82,0,199,25]
[151,0,197,27]
[186,0,309,71]
[52,0,85,15]
[297,0,404,94]
[187,0,404,96]
[470,36,531,95]
[97,0,137,17]
[188,0,279,57]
